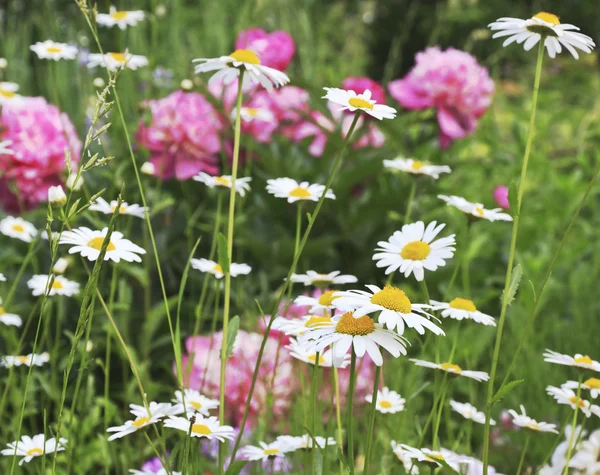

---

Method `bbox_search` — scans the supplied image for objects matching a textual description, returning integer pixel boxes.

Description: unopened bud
[52,257,69,275]
[48,185,67,207]
[180,79,193,91]
[140,162,155,175]
[93,77,106,88]
[66,173,84,191]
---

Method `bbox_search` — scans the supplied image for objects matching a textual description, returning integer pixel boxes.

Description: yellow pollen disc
[12,224,25,233]
[371,285,412,313]
[575,355,593,365]
[348,97,374,110]
[17,356,29,363]
[0,89,15,98]
[584,378,600,389]
[289,187,312,198]
[264,448,279,456]
[318,290,338,306]
[215,176,230,186]
[111,11,128,20]
[305,316,332,328]
[440,362,462,373]
[27,448,43,456]
[52,280,64,290]
[46,46,63,53]
[379,400,392,409]
[427,453,445,462]
[401,241,431,261]
[474,207,485,216]
[528,421,540,430]
[229,49,260,65]
[569,396,586,408]
[88,237,116,251]
[132,417,151,428]
[212,264,223,274]
[307,353,325,365]
[0,307,5,315]
[335,312,375,336]
[190,401,202,409]
[109,52,127,63]
[192,423,212,435]
[533,12,560,25]
[244,108,259,117]
[111,204,128,213]
[411,161,424,170]
[449,298,476,312]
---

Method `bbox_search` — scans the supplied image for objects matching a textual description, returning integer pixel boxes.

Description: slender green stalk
[419,278,430,305]
[563,377,583,474]
[432,377,448,449]
[460,218,471,298]
[404,180,417,224]
[516,433,530,475]
[333,366,344,475]
[3,238,38,308]
[346,352,357,475]
[482,41,545,475]
[310,352,320,474]
[363,365,381,474]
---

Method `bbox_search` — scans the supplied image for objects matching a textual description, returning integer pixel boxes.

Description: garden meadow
[0,1,600,474]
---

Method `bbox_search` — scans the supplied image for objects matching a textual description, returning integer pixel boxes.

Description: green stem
[482,40,544,475]
[346,352,357,475]
[404,180,417,224]
[460,218,471,298]
[310,352,320,474]
[419,278,430,305]
[432,377,448,449]
[516,434,530,475]
[563,376,583,474]
[363,365,381,474]
[333,366,344,475]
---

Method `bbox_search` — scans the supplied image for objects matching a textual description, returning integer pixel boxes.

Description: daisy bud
[180,79,193,91]
[86,340,94,352]
[140,162,155,175]
[93,77,106,88]
[155,4,167,18]
[52,257,69,275]
[48,185,67,207]
[66,173,84,191]
[0,58,7,69]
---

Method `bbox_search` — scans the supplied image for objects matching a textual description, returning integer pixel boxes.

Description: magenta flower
[136,90,223,180]
[493,185,510,209]
[235,28,295,71]
[388,47,494,148]
[0,97,81,212]
[342,77,387,106]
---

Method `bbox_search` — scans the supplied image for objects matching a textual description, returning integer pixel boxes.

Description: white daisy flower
[333,285,443,336]
[289,270,357,287]
[409,359,489,382]
[0,82,20,104]
[400,445,473,468]
[0,299,21,327]
[40,230,61,242]
[430,298,496,327]
[241,440,291,461]
[266,178,336,203]
[365,387,405,413]
[163,415,235,441]
[30,40,78,61]
[303,311,408,367]
[563,379,600,399]
[449,400,493,425]
[569,429,600,473]
[438,195,513,222]
[0,273,6,281]
[87,52,149,71]
[543,349,600,372]
[107,402,174,441]
[489,13,595,59]
[294,289,349,315]
[193,173,252,197]
[59,227,146,263]
[237,106,276,124]
[285,337,349,368]
[391,441,419,474]
[1,434,66,466]
[1,352,50,368]
[373,221,456,281]
[323,87,397,120]
[88,197,148,219]
[97,6,145,29]
[190,258,251,279]
[272,315,333,337]
[276,434,336,451]
[193,49,290,92]
[171,389,219,415]
[27,274,80,297]
[383,157,451,179]
[0,216,38,243]
[507,405,558,433]
[48,186,67,207]
[546,386,600,418]
[130,470,181,475]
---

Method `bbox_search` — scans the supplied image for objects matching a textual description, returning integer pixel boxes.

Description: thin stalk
[419,279,430,305]
[363,365,381,474]
[482,41,544,475]
[432,377,448,449]
[310,352,320,474]
[333,366,344,475]
[346,352,357,475]
[3,238,38,308]
[516,433,530,475]
[404,180,417,224]
[563,376,583,474]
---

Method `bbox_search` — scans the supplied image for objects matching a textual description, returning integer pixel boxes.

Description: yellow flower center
[11,224,25,233]
[229,49,260,65]
[371,285,412,313]
[411,161,424,170]
[348,97,374,110]
[401,241,431,261]
[52,280,64,290]
[192,423,212,435]
[111,11,128,20]
[244,107,259,117]
[307,353,325,365]
[109,52,127,63]
[0,89,15,98]
[264,448,279,456]
[212,264,223,274]
[379,400,392,409]
[215,176,230,186]
[533,12,560,25]
[132,417,151,428]
[318,290,338,307]
[474,207,485,216]
[528,421,540,430]
[0,307,4,315]
[111,203,128,213]
[440,362,462,373]
[17,356,29,364]
[289,187,312,198]
[87,237,116,251]
[46,46,63,53]
[190,401,202,410]
[569,396,586,408]
[305,315,332,328]
[335,312,375,336]
[575,356,593,365]
[27,448,43,456]
[426,453,445,463]
[584,378,600,389]
[449,298,476,312]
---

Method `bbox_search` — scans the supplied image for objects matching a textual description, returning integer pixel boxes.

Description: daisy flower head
[238,106,276,124]
[107,402,173,441]
[400,445,472,468]
[88,197,149,219]
[87,52,149,71]
[365,387,406,413]
[171,389,219,415]
[27,274,80,297]
[333,285,443,336]
[303,311,408,367]
[241,440,291,461]
[97,6,145,29]
[384,157,451,179]
[488,13,595,59]
[192,49,290,92]
[0,273,5,281]
[272,314,332,337]
[0,82,20,104]
[294,289,353,315]
[289,270,357,287]
[59,227,146,263]
[266,178,336,203]
[130,470,181,475]
[323,87,397,120]
[409,359,490,382]
[569,429,600,473]
[430,298,496,326]
[1,434,66,466]
[285,337,350,368]
[163,415,235,441]
[373,221,456,281]
[30,40,77,61]
[563,379,600,399]
[193,173,252,197]
[449,400,493,425]
[1,352,50,368]
[543,349,600,372]
[390,441,419,474]
[276,434,336,451]
[0,299,21,327]
[438,195,513,222]
[190,258,251,279]
[508,405,558,433]
[546,386,600,418]
[0,216,38,243]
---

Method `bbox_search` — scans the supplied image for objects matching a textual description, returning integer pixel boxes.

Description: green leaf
[430,456,461,475]
[501,264,522,306]
[225,460,248,475]
[508,180,519,217]
[336,446,350,473]
[217,232,230,274]
[491,379,524,406]
[225,316,240,359]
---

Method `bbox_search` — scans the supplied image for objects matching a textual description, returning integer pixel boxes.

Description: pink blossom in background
[284,110,335,157]
[235,28,296,71]
[269,86,310,122]
[0,97,81,212]
[239,91,279,143]
[493,185,510,209]
[207,77,258,112]
[136,90,222,180]
[388,47,494,148]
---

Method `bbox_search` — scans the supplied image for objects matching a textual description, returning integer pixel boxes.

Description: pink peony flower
[388,47,494,148]
[0,97,81,212]
[136,90,223,180]
[235,28,295,71]
[342,77,386,106]
[493,185,510,209]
